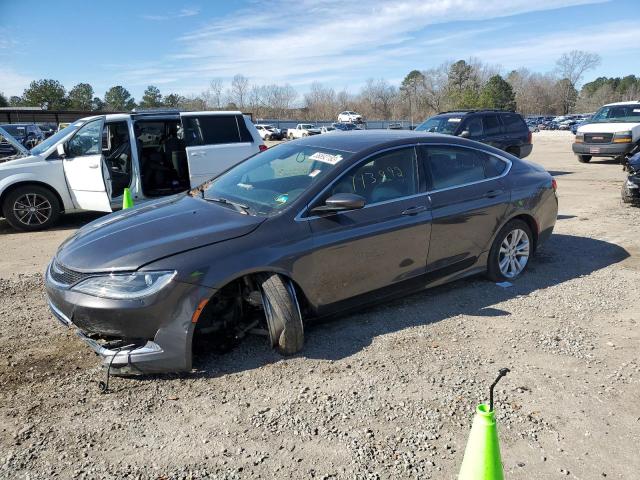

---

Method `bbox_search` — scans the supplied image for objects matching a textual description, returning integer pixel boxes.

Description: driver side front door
[305,146,431,311]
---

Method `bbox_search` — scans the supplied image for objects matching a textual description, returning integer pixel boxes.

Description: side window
[237,116,254,142]
[502,113,526,133]
[483,115,502,135]
[423,146,507,190]
[181,115,241,146]
[67,120,102,157]
[463,117,483,137]
[330,147,418,205]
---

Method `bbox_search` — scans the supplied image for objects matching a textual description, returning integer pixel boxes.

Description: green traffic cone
[122,188,134,209]
[458,368,510,480]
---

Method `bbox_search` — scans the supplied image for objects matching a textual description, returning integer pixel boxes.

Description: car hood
[0,153,41,168]
[578,122,640,133]
[0,126,29,156]
[55,194,266,272]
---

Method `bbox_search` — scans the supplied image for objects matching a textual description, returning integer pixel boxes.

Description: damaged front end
[45,259,216,375]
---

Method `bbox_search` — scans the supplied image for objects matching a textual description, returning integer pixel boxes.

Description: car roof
[603,100,640,107]
[294,129,480,154]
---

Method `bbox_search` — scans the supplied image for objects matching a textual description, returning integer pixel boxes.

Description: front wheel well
[191,271,309,354]
[0,181,65,214]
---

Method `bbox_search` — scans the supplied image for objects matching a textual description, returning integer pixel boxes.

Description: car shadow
[188,233,628,378]
[548,170,573,176]
[0,211,106,234]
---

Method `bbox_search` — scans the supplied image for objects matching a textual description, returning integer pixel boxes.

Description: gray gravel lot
[0,131,639,479]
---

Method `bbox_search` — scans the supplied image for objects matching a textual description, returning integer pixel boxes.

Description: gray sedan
[45,131,557,374]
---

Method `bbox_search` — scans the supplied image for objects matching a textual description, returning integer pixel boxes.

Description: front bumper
[572,142,633,157]
[45,262,215,374]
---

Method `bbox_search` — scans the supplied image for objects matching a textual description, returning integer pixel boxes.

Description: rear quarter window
[182,115,241,146]
[502,113,527,134]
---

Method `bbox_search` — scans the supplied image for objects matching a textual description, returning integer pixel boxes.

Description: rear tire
[2,185,61,232]
[577,155,592,163]
[259,274,304,355]
[486,219,533,282]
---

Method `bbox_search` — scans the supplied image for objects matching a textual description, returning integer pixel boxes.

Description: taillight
[527,131,532,144]
[259,144,268,152]
[551,178,557,191]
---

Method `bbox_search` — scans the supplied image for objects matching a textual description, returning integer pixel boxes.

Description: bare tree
[208,79,224,109]
[230,74,250,110]
[556,50,601,87]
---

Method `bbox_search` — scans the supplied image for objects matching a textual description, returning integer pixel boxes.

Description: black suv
[415,110,533,158]
[0,123,45,156]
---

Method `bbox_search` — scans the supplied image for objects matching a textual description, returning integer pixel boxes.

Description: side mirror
[459,130,470,138]
[310,193,366,214]
[56,143,67,158]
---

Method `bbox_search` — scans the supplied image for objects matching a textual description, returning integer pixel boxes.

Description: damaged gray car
[45,130,557,375]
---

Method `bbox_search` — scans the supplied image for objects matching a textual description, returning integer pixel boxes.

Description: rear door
[62,117,112,212]
[180,112,260,187]
[481,114,505,148]
[421,144,510,273]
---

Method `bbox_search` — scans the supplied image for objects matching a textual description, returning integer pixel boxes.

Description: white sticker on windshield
[308,169,321,177]
[310,152,343,165]
[448,118,462,123]
[634,109,640,113]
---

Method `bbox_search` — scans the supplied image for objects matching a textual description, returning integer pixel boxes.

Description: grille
[49,260,90,286]
[584,133,613,144]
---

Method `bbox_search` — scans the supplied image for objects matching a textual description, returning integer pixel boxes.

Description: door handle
[483,189,503,198]
[89,163,99,169]
[401,205,427,215]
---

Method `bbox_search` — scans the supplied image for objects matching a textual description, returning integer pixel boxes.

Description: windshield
[2,125,26,137]
[301,124,316,129]
[200,143,353,216]
[415,116,461,134]
[590,104,640,123]
[30,122,83,156]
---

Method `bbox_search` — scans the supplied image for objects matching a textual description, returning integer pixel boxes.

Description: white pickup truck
[572,101,640,163]
[287,124,321,139]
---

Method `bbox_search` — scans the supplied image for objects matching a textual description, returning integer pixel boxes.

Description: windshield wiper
[203,196,251,215]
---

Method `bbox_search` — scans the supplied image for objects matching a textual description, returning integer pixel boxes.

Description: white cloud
[0,67,32,96]
[165,0,606,86]
[471,21,640,69]
[141,6,200,21]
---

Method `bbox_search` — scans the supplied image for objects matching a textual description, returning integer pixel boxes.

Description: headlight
[575,132,584,143]
[71,271,176,299]
[613,131,632,143]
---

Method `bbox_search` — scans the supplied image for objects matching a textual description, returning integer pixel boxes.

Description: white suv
[572,101,640,163]
[337,111,363,123]
[0,111,264,231]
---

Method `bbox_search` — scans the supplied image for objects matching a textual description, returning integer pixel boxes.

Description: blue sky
[1,0,639,100]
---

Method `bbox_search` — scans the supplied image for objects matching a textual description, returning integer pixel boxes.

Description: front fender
[0,167,74,211]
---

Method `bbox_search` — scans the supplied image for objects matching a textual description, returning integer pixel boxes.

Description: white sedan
[337,111,363,123]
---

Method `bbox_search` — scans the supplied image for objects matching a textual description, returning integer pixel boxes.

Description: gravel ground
[0,131,639,479]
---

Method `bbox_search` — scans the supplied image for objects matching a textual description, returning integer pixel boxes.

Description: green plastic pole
[122,188,134,209]
[458,403,504,480]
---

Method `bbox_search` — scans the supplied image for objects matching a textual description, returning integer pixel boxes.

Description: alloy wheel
[498,228,530,278]
[12,193,52,226]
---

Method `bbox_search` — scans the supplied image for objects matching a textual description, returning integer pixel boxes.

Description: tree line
[1,50,638,121]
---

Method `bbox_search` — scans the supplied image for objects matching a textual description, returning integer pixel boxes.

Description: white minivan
[0,111,264,231]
